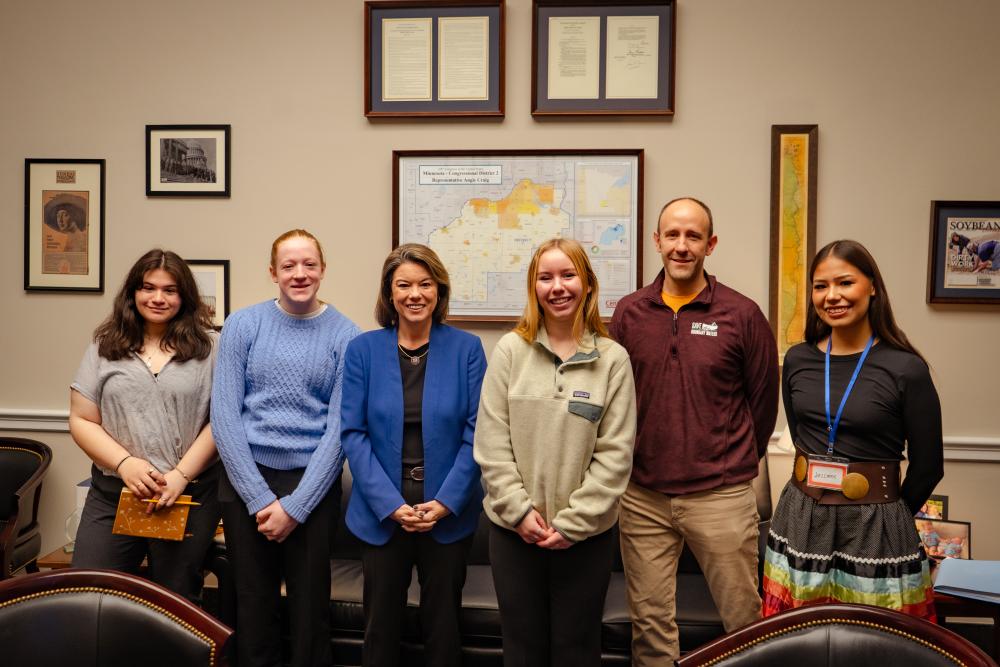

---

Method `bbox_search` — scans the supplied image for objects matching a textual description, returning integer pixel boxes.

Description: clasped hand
[515,509,572,550]
[391,499,450,533]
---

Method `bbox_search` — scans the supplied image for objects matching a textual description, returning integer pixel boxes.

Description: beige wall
[2,0,998,558]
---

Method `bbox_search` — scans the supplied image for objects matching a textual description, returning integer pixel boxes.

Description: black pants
[489,522,615,667]
[360,478,473,667]
[72,462,222,604]
[220,465,341,667]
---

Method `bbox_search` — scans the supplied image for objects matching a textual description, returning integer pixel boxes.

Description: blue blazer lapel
[379,327,404,457]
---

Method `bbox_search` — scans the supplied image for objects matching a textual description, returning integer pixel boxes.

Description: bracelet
[174,467,191,482]
[114,454,132,472]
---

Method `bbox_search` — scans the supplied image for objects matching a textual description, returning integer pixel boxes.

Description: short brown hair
[514,238,607,343]
[658,197,714,237]
[374,244,451,327]
[270,229,326,269]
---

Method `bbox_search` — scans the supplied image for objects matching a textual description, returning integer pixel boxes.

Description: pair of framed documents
[532,0,676,116]
[365,0,505,117]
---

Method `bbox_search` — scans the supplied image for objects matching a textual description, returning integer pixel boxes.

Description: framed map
[393,149,643,320]
[768,125,818,363]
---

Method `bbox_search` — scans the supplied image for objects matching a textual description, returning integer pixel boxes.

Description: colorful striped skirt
[762,481,935,621]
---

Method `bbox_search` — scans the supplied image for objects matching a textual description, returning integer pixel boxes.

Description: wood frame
[185,259,231,329]
[926,200,1000,305]
[364,0,505,118]
[146,124,231,197]
[531,0,676,117]
[768,124,818,363]
[393,148,644,321]
[23,158,106,292]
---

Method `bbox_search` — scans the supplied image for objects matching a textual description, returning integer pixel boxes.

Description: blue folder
[934,558,1000,605]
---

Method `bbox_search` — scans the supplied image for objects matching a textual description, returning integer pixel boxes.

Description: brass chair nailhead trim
[0,586,218,666]
[696,617,967,667]
[0,446,43,462]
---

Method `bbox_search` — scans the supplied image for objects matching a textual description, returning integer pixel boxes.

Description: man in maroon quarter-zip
[610,197,779,666]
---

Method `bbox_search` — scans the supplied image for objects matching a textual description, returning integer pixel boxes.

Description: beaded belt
[791,446,900,505]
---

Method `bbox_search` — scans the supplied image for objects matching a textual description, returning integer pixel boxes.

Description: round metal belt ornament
[841,472,869,500]
[794,456,807,482]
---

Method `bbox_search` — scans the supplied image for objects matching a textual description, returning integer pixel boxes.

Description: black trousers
[489,522,615,667]
[359,478,473,667]
[72,462,222,604]
[220,465,341,667]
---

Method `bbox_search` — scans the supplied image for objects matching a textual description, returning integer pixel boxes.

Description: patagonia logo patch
[690,321,719,337]
[573,390,591,398]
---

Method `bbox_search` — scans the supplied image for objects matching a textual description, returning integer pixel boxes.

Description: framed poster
[185,259,230,329]
[927,200,1000,305]
[768,125,818,363]
[146,124,231,197]
[916,518,971,560]
[365,0,505,118]
[531,0,675,116]
[24,158,105,292]
[393,149,643,321]
[915,494,948,520]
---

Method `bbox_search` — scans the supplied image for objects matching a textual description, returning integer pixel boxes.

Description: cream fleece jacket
[473,328,636,543]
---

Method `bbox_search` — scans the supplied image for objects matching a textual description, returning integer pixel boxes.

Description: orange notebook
[111,489,192,541]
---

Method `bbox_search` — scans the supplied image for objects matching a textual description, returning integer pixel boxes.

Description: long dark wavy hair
[804,240,925,363]
[94,249,214,361]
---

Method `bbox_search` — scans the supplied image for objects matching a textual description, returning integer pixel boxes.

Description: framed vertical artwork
[185,259,230,329]
[24,158,106,292]
[926,200,1000,305]
[146,124,231,197]
[364,0,505,118]
[531,0,676,116]
[915,494,948,520]
[768,125,818,363]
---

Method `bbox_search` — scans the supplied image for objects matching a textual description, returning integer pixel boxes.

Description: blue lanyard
[824,335,875,455]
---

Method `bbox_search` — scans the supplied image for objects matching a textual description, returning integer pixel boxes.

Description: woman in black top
[762,239,943,620]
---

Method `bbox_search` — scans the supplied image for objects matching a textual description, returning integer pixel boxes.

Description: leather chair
[0,437,52,578]
[0,569,233,666]
[676,603,998,667]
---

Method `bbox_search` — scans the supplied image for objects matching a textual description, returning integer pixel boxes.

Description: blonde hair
[514,238,607,343]
[374,244,451,327]
[270,229,326,269]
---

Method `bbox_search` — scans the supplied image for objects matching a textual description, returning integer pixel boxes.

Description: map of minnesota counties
[397,155,639,317]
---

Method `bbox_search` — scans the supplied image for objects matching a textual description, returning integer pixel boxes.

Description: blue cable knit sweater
[211,300,360,522]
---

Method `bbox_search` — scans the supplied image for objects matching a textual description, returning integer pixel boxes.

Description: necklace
[397,343,429,366]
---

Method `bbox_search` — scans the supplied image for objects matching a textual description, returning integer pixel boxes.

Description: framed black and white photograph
[24,158,105,292]
[531,0,676,117]
[185,259,230,329]
[365,0,505,118]
[927,200,1000,305]
[146,124,231,197]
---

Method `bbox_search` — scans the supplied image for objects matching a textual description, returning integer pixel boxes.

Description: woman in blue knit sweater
[212,229,360,667]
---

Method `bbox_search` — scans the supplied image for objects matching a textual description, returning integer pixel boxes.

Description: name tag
[806,454,850,490]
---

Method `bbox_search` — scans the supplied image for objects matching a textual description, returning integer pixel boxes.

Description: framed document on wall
[393,149,643,321]
[365,0,505,118]
[531,0,675,117]
[927,200,1000,305]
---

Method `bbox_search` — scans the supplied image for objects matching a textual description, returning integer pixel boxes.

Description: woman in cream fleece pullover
[474,238,636,667]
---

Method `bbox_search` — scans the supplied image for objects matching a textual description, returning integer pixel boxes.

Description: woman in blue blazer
[342,243,486,667]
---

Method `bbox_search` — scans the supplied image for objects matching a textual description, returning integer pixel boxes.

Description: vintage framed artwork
[927,200,1000,305]
[24,158,105,292]
[916,518,971,560]
[531,0,675,117]
[146,124,231,197]
[393,149,643,321]
[768,125,818,363]
[185,259,230,329]
[915,494,949,520]
[365,0,505,118]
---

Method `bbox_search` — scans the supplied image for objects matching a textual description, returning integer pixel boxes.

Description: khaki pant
[619,480,761,665]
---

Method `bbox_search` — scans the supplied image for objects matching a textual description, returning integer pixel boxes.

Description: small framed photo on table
[927,200,1000,305]
[365,0,505,118]
[531,0,676,117]
[146,124,231,197]
[916,518,971,560]
[24,158,105,292]
[185,259,230,329]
